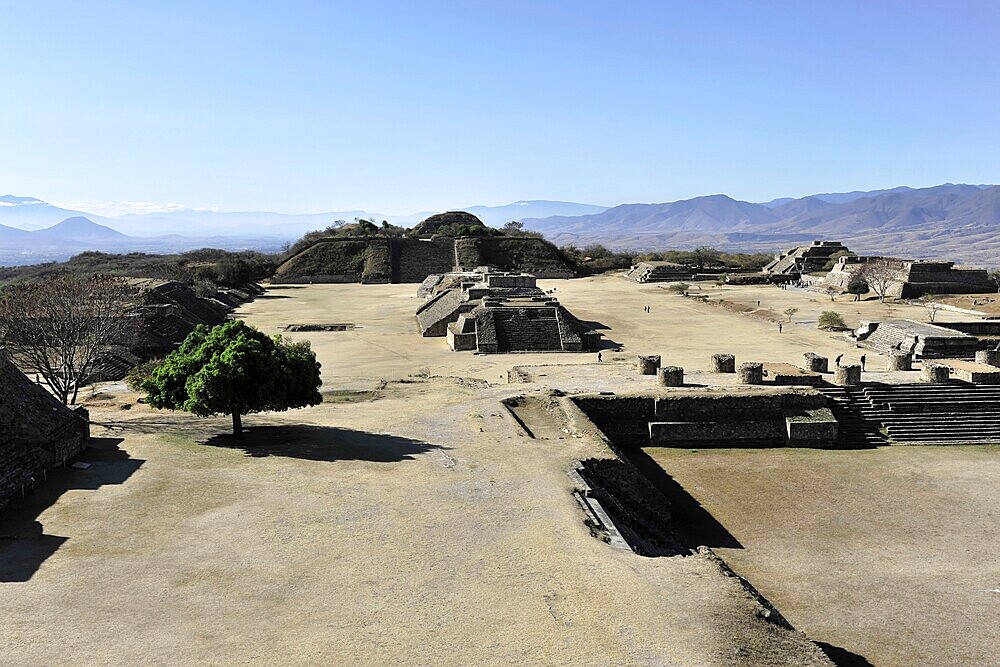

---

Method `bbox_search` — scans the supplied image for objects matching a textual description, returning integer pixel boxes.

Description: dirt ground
[645,446,1000,667]
[1,276,845,666]
[2,275,991,665]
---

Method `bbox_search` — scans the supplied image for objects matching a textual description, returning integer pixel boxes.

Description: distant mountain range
[3,185,1000,267]
[521,184,1000,266]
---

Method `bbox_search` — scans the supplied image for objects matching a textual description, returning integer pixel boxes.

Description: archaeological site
[3,233,999,667]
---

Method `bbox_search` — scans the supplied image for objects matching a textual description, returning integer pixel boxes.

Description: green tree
[846,274,870,301]
[817,311,847,330]
[142,320,322,438]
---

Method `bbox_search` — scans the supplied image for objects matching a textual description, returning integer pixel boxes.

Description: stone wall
[0,354,90,509]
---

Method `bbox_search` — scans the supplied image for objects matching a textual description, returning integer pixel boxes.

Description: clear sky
[2,1,998,215]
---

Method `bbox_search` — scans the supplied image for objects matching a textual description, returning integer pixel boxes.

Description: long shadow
[0,438,143,583]
[816,642,875,667]
[619,446,743,549]
[577,319,611,331]
[200,425,446,463]
[254,294,293,299]
[598,337,624,351]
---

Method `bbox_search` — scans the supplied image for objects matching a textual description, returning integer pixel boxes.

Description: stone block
[711,353,736,373]
[886,351,912,371]
[802,353,828,373]
[657,366,684,387]
[636,355,661,375]
[976,349,1000,367]
[923,363,951,383]
[737,362,763,385]
[786,408,839,446]
[834,364,862,386]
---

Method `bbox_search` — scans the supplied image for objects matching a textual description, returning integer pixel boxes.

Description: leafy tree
[817,311,847,330]
[669,282,690,296]
[846,274,870,301]
[691,246,722,271]
[502,221,525,234]
[783,307,799,322]
[143,320,322,438]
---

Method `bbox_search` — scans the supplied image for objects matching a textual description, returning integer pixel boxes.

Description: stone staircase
[494,310,563,352]
[815,386,888,448]
[821,384,1000,445]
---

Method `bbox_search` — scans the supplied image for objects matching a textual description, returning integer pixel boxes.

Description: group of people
[834,353,867,371]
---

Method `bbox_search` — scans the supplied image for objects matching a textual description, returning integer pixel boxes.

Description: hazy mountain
[461,200,608,226]
[522,184,1000,265]
[0,216,288,267]
[0,195,97,230]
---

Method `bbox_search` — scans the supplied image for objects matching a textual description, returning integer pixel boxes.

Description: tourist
[597,351,603,363]
[835,354,843,367]
[860,354,867,371]
[778,322,783,333]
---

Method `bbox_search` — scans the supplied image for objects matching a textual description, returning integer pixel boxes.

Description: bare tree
[824,286,838,302]
[0,274,140,404]
[783,307,799,322]
[918,293,943,323]
[856,258,901,302]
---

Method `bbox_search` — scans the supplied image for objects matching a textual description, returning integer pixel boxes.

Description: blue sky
[2,1,998,215]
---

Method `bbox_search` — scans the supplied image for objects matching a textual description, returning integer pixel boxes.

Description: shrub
[817,311,847,330]
[669,282,690,296]
[125,358,163,392]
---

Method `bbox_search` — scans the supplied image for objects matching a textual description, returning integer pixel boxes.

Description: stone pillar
[886,351,912,371]
[924,363,951,383]
[975,349,1000,367]
[657,366,684,387]
[636,355,661,375]
[834,364,862,386]
[711,353,736,373]
[803,353,829,373]
[737,362,763,385]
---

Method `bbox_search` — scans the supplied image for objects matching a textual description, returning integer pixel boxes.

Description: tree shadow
[816,642,875,667]
[0,437,143,583]
[619,446,743,549]
[254,294,294,299]
[199,425,447,463]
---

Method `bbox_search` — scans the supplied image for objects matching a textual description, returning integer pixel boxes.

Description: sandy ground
[645,446,1000,667]
[0,276,847,666]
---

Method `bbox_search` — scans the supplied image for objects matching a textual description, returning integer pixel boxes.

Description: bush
[192,278,218,298]
[669,282,690,296]
[817,311,847,330]
[125,358,163,392]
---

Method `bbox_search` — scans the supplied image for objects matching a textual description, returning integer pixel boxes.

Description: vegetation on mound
[559,244,774,276]
[455,236,569,272]
[0,249,277,288]
[817,310,847,330]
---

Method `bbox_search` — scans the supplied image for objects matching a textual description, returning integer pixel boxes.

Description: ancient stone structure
[764,363,824,387]
[636,355,662,375]
[711,353,736,373]
[657,366,684,387]
[415,269,600,353]
[823,256,993,298]
[0,352,90,509]
[274,213,575,284]
[803,353,829,373]
[853,319,982,360]
[763,240,851,276]
[976,349,1000,367]
[624,262,730,283]
[887,351,913,371]
[935,360,1000,384]
[573,388,837,448]
[737,362,764,385]
[924,363,951,383]
[834,364,862,386]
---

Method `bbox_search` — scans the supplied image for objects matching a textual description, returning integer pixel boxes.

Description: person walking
[835,354,843,367]
[860,354,867,371]
[778,322,783,333]
[597,351,603,363]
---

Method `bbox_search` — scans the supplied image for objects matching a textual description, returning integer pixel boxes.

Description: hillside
[522,184,1000,265]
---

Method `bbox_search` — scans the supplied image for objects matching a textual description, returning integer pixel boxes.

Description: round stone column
[834,364,862,386]
[737,362,764,385]
[657,366,684,387]
[924,363,951,383]
[636,355,661,375]
[887,351,912,371]
[803,353,829,373]
[975,349,1000,367]
[711,353,736,373]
